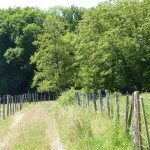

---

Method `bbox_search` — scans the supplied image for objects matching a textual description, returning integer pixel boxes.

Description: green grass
[56,89,149,150]
[1,91,150,150]
[12,103,50,150]
[53,104,135,150]
[0,116,13,143]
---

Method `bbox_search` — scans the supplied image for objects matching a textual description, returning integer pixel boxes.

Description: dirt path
[0,102,65,150]
[48,114,65,150]
[0,113,24,150]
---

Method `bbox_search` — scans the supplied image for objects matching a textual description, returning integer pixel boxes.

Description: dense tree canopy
[0,7,46,94]
[74,0,150,92]
[0,0,149,95]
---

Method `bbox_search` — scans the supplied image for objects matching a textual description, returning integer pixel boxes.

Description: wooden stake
[86,93,89,108]
[115,92,119,123]
[128,93,134,130]
[98,90,103,112]
[105,90,110,116]
[125,92,129,132]
[92,90,97,112]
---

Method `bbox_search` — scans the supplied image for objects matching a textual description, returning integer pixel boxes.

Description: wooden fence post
[128,93,134,130]
[92,90,97,112]
[32,93,34,104]
[7,95,9,117]
[12,96,14,115]
[75,92,80,106]
[140,96,150,150]
[3,95,5,119]
[14,95,17,113]
[20,95,22,110]
[37,93,39,102]
[86,93,89,108]
[134,91,142,150]
[10,95,13,115]
[16,95,18,111]
[125,92,129,132]
[29,93,32,104]
[22,94,24,108]
[105,90,110,116]
[48,95,50,101]
[115,92,119,123]
[98,90,103,112]
[82,94,84,108]
[25,93,27,106]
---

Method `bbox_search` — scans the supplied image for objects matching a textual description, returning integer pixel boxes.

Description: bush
[58,88,76,106]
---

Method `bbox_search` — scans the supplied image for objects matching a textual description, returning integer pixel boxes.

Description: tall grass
[54,89,136,150]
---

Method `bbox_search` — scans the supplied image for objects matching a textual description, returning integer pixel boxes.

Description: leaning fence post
[128,93,134,130]
[140,96,150,150]
[115,92,119,123]
[92,90,97,112]
[98,90,103,112]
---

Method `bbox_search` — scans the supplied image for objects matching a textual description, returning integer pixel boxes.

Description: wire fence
[0,92,51,121]
[74,90,150,150]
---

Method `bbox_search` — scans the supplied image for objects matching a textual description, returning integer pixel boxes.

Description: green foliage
[57,88,76,106]
[74,0,150,92]
[0,0,149,94]
[4,47,24,63]
[31,13,76,93]
[0,7,46,94]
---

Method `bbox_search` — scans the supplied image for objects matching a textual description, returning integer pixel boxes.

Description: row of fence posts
[74,90,150,150]
[0,92,50,121]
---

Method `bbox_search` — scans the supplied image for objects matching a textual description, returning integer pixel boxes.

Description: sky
[0,0,105,9]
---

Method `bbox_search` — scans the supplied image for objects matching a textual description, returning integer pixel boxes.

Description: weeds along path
[0,102,65,150]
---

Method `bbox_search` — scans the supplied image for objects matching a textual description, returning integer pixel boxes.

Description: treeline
[0,0,149,95]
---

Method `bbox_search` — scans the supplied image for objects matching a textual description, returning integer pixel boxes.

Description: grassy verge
[52,103,135,150]
[53,89,136,150]
[0,116,13,143]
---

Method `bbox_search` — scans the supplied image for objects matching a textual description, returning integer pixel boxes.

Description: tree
[31,14,75,93]
[74,0,150,92]
[0,7,46,94]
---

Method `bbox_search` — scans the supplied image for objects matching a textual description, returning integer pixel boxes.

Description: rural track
[0,113,24,150]
[0,102,65,150]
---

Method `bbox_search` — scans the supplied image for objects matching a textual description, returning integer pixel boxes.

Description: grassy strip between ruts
[10,102,50,150]
[0,102,51,150]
